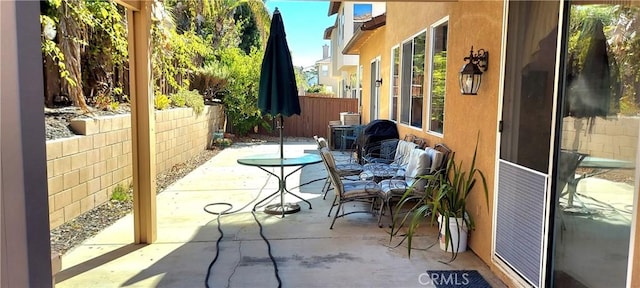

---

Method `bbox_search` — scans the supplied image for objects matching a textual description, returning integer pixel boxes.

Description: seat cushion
[362,162,401,172]
[404,149,431,182]
[336,163,363,176]
[379,179,410,200]
[342,181,382,198]
[394,140,418,167]
[379,149,433,200]
[424,147,444,173]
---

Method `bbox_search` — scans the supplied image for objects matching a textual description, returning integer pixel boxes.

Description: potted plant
[391,133,488,261]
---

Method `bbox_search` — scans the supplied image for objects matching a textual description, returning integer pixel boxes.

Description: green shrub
[110,184,130,202]
[191,65,229,102]
[218,47,267,135]
[95,93,117,111]
[154,93,171,110]
[169,92,187,107]
[168,89,204,114]
[184,90,205,115]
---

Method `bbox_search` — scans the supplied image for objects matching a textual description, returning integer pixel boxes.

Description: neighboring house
[325,1,385,100]
[315,44,339,95]
[335,1,640,288]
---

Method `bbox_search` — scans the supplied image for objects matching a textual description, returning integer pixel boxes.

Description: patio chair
[434,143,452,172]
[360,140,418,182]
[404,134,427,149]
[320,148,385,229]
[378,148,443,219]
[361,138,400,164]
[403,134,416,143]
[314,136,363,200]
[557,150,588,207]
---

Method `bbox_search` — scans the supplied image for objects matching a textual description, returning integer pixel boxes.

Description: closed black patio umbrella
[565,19,616,119]
[258,8,300,119]
[257,8,301,214]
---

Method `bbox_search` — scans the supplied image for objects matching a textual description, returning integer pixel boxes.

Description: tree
[294,66,309,92]
[235,3,262,54]
[57,0,90,111]
[83,0,128,103]
[217,47,266,135]
[41,0,128,110]
[165,0,270,53]
[304,66,318,86]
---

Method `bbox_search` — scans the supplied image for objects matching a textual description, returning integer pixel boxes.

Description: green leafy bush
[169,92,187,107]
[306,84,331,94]
[109,101,120,111]
[110,184,130,202]
[154,93,171,110]
[152,28,212,92]
[191,64,230,103]
[218,47,267,135]
[94,93,115,111]
[168,89,205,114]
[184,90,205,115]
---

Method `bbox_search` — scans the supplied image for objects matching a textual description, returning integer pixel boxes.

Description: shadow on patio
[55,140,505,287]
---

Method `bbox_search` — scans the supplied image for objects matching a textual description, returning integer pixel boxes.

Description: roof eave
[328,1,341,16]
[343,29,370,55]
[342,14,386,55]
[323,26,335,40]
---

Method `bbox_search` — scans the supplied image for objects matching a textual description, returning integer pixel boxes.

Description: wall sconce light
[375,79,383,87]
[458,46,489,95]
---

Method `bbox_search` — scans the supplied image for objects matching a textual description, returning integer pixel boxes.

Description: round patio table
[237,153,322,217]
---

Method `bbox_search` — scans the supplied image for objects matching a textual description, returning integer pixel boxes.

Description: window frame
[389,45,400,121]
[399,29,428,130]
[370,56,381,120]
[426,16,449,137]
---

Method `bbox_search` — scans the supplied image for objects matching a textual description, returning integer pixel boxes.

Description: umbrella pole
[280,115,284,159]
[280,115,285,217]
[264,115,300,216]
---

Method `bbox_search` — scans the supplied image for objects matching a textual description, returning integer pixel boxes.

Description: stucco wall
[445,1,504,268]
[46,104,224,228]
[382,2,504,268]
[359,27,386,123]
[317,61,340,95]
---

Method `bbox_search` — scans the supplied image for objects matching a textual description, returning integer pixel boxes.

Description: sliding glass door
[550,2,639,287]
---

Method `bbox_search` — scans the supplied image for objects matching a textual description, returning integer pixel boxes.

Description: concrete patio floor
[55,140,506,288]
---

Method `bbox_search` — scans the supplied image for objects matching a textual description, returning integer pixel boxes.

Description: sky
[264,1,336,68]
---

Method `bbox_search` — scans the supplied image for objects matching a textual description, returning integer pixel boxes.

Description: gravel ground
[45,107,312,255]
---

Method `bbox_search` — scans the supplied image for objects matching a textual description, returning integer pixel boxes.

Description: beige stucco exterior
[378,0,504,267]
[350,1,514,284]
[351,0,506,282]
[316,59,340,96]
[390,1,503,281]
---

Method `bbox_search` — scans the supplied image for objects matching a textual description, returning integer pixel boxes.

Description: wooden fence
[260,96,358,138]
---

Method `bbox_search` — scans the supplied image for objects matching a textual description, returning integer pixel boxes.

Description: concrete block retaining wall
[562,116,639,162]
[46,104,224,228]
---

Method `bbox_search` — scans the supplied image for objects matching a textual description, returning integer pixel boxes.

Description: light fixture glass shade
[459,63,483,95]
